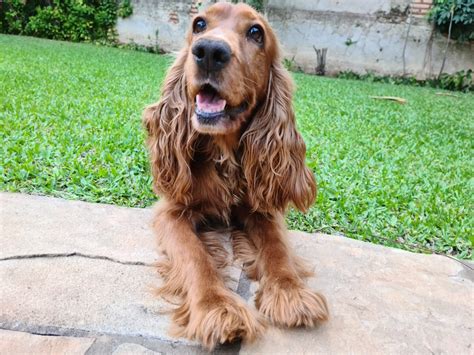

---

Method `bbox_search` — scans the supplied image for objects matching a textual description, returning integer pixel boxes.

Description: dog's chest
[215,157,245,204]
[191,149,246,217]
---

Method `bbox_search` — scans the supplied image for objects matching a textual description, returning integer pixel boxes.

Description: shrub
[429,0,474,41]
[337,70,473,92]
[0,0,132,42]
[117,0,133,18]
[0,0,28,34]
[434,69,473,91]
[25,5,69,40]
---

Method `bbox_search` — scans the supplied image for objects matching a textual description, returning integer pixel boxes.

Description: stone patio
[0,192,472,354]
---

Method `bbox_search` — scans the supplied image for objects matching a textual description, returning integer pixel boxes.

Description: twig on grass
[369,96,407,104]
[435,92,460,98]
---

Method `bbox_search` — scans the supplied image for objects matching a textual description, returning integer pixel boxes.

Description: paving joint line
[0,252,155,267]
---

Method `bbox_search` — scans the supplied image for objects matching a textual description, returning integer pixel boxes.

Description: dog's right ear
[143,49,196,204]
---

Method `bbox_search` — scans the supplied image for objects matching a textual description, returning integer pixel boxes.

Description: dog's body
[143,3,328,349]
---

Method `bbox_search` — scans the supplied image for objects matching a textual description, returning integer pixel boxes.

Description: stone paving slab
[1,257,170,338]
[242,231,473,354]
[1,192,157,264]
[1,192,473,354]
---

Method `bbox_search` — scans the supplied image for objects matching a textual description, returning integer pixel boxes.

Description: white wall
[116,0,474,78]
[267,0,473,77]
[268,0,411,14]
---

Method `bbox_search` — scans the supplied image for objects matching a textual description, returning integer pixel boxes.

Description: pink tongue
[196,92,226,113]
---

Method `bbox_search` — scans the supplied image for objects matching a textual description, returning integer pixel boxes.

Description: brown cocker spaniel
[143,2,328,349]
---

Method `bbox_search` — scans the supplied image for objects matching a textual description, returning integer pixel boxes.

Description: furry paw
[172,290,266,350]
[256,278,329,327]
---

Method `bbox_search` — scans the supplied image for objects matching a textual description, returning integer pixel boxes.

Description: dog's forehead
[203,2,260,26]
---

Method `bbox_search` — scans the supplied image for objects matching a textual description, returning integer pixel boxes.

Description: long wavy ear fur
[143,50,196,204]
[241,59,316,213]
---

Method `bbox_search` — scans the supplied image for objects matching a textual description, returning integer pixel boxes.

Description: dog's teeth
[196,92,226,115]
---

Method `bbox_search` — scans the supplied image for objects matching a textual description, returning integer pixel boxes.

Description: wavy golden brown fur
[143,3,328,350]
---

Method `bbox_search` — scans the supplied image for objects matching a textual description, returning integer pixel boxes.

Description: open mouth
[195,84,227,121]
[195,84,247,125]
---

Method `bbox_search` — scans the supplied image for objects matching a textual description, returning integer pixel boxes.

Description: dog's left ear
[241,60,316,213]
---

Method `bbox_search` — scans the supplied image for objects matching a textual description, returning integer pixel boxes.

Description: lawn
[1,35,473,259]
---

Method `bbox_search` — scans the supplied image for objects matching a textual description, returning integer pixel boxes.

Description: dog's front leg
[234,211,329,327]
[152,199,265,350]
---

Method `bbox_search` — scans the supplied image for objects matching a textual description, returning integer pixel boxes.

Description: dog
[143,2,329,349]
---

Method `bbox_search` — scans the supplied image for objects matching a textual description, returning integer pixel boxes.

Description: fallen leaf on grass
[369,96,407,104]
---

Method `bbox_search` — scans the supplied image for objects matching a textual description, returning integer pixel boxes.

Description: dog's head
[144,3,316,213]
[184,3,276,134]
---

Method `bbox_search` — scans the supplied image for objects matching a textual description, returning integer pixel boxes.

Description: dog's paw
[255,277,329,327]
[172,290,266,350]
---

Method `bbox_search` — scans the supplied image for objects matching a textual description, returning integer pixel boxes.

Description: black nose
[192,39,231,72]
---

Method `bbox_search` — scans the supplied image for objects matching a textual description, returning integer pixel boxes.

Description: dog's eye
[193,18,207,34]
[247,25,264,44]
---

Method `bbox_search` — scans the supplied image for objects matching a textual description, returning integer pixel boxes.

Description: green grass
[1,35,473,259]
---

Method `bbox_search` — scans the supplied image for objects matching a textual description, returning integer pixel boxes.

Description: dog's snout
[192,39,231,72]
